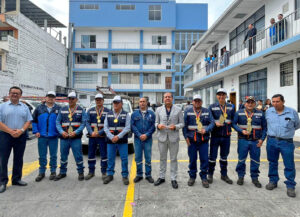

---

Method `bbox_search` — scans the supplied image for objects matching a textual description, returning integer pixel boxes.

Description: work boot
[54,174,66,181]
[221,175,233,184]
[252,179,262,188]
[0,184,6,193]
[102,173,107,180]
[237,177,244,185]
[103,175,113,184]
[134,176,143,183]
[171,180,178,189]
[145,176,154,183]
[188,178,195,186]
[85,173,95,180]
[49,172,56,181]
[287,188,296,198]
[207,175,213,184]
[265,182,277,190]
[202,179,209,188]
[35,174,45,182]
[123,177,129,185]
[154,178,165,186]
[78,173,84,181]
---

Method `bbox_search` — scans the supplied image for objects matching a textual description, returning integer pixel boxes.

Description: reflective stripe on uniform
[109,127,125,131]
[188,125,208,130]
[91,123,104,127]
[62,122,81,127]
[238,124,262,129]
[211,107,220,111]
[219,158,227,162]
[88,158,96,161]
[251,158,260,164]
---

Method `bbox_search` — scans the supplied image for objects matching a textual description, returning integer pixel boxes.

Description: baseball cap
[216,88,227,95]
[112,95,122,103]
[95,93,104,99]
[246,96,256,102]
[193,94,202,100]
[68,92,77,98]
[46,91,56,97]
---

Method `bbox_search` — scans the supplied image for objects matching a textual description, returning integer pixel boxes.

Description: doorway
[230,92,236,112]
[103,57,108,69]
[165,77,172,89]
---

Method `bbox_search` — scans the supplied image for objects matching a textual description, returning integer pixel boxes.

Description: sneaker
[123,177,129,185]
[187,178,195,186]
[103,175,113,184]
[49,172,56,181]
[287,188,296,198]
[35,174,45,182]
[252,179,262,188]
[207,175,213,184]
[237,177,244,185]
[265,182,277,190]
[221,175,233,184]
[134,176,143,183]
[85,173,95,181]
[54,173,66,181]
[145,176,154,183]
[78,173,84,181]
[202,179,209,188]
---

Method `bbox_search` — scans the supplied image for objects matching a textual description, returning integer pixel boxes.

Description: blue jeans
[267,137,296,189]
[236,139,261,179]
[59,138,84,174]
[88,137,107,174]
[208,136,231,176]
[134,138,152,177]
[188,140,209,180]
[38,137,58,174]
[107,143,128,178]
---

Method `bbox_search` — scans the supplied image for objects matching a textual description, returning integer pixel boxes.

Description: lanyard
[96,106,104,124]
[219,104,227,119]
[193,108,202,122]
[68,105,78,121]
[244,109,254,121]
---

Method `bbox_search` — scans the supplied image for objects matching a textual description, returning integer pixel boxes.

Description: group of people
[239,98,273,112]
[205,47,230,75]
[0,86,299,198]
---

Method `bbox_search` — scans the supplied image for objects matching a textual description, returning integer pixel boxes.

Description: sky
[30,0,235,38]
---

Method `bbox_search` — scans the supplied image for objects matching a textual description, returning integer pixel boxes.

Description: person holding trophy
[183,95,215,188]
[232,96,267,188]
[154,92,184,189]
[55,92,86,181]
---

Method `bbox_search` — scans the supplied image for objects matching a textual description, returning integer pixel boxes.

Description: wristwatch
[20,128,25,133]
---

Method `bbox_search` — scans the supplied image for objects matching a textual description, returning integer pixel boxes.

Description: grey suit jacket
[155,105,184,143]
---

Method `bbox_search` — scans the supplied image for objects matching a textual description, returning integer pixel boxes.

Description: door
[230,92,237,112]
[102,57,108,69]
[165,77,172,89]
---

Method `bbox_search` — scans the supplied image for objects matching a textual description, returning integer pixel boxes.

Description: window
[116,4,135,10]
[149,5,161,21]
[296,0,300,20]
[81,35,96,48]
[111,54,139,65]
[175,33,180,50]
[280,60,294,86]
[212,43,219,57]
[75,54,98,64]
[80,4,99,10]
[111,73,139,84]
[143,73,161,84]
[143,54,161,65]
[0,30,13,41]
[79,95,87,100]
[152,36,167,45]
[74,72,98,84]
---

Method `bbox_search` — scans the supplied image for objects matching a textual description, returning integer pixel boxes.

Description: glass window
[296,0,300,19]
[116,4,135,10]
[111,73,139,84]
[143,73,161,84]
[0,30,13,41]
[181,33,186,50]
[175,33,180,50]
[280,60,294,86]
[152,36,167,45]
[81,35,96,48]
[80,4,99,10]
[143,54,161,65]
[111,54,139,65]
[74,72,98,84]
[205,88,211,107]
[149,5,161,21]
[75,54,98,64]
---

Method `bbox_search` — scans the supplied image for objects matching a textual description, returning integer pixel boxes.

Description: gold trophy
[196,118,203,132]
[68,126,73,134]
[94,125,99,134]
[246,118,252,133]
[219,115,225,125]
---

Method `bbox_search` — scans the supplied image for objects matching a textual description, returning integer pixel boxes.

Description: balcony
[185,8,300,88]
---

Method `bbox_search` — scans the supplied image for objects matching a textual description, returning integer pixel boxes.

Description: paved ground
[1,132,300,217]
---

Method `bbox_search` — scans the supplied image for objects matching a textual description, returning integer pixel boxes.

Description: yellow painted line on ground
[123,155,137,217]
[7,160,40,187]
[151,159,300,163]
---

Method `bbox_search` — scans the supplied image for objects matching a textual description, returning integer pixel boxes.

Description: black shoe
[103,175,113,184]
[252,179,262,188]
[134,176,143,183]
[102,173,107,180]
[123,177,129,185]
[145,176,154,183]
[49,172,56,181]
[35,174,45,182]
[154,178,165,186]
[207,175,213,184]
[237,177,244,185]
[202,179,209,188]
[78,173,84,181]
[287,188,296,198]
[188,178,195,186]
[265,182,277,190]
[54,174,66,181]
[0,184,6,193]
[12,180,27,186]
[171,180,178,189]
[221,175,233,184]
[85,173,95,180]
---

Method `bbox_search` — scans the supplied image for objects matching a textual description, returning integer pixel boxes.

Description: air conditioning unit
[166,65,171,70]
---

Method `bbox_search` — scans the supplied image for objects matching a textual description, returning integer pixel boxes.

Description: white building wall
[143,30,172,49]
[112,30,140,49]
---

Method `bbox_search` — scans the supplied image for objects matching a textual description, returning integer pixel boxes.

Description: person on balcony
[220,47,230,68]
[269,18,277,46]
[244,24,257,56]
[278,14,287,42]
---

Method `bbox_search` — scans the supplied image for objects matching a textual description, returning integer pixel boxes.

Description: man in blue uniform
[85,93,110,180]
[208,88,235,184]
[32,91,61,182]
[55,92,86,181]
[232,96,267,188]
[131,97,156,183]
[103,96,131,185]
[265,94,300,197]
[183,95,215,188]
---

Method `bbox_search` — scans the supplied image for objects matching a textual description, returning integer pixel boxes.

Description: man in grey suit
[154,92,184,189]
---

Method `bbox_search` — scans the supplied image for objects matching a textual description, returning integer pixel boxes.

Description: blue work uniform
[131,109,156,178]
[232,109,267,179]
[183,107,215,180]
[265,106,300,189]
[86,106,110,174]
[208,103,235,177]
[56,105,86,175]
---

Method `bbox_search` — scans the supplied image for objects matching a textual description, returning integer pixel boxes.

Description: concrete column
[59,31,62,42]
[16,0,20,13]
[1,0,6,13]
[44,19,47,32]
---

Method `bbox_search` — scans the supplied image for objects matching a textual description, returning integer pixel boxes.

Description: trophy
[196,119,203,131]
[68,126,73,134]
[219,115,225,125]
[246,118,252,133]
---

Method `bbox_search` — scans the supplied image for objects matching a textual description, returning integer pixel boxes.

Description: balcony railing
[74,42,174,50]
[185,8,300,85]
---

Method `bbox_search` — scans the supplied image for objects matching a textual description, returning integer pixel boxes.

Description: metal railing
[185,8,300,85]
[74,42,174,50]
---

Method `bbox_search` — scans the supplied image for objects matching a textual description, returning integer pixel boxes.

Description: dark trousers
[88,137,107,174]
[0,132,27,185]
[248,38,256,55]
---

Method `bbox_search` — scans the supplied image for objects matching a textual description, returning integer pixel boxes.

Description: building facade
[69,0,207,105]
[183,0,300,137]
